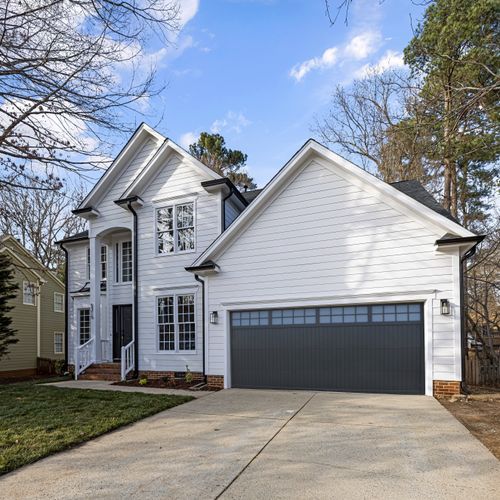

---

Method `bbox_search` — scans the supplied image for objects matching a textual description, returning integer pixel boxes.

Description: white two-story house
[59,124,482,396]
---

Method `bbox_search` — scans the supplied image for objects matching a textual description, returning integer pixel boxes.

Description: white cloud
[179,131,198,149]
[177,0,200,29]
[354,50,405,79]
[344,31,382,60]
[289,30,382,82]
[210,111,251,134]
[289,47,339,82]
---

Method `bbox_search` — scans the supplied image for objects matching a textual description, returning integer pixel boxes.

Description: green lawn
[0,382,193,475]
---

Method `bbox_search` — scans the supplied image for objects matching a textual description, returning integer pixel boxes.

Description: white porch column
[89,236,101,363]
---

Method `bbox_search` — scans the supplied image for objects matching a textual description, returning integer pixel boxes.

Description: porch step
[79,363,122,381]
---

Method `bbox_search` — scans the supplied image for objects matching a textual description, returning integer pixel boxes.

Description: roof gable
[77,123,165,210]
[191,140,475,267]
[119,138,221,200]
[0,235,64,287]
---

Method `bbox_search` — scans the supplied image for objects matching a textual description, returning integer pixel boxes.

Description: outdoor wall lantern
[440,299,451,315]
[210,311,219,324]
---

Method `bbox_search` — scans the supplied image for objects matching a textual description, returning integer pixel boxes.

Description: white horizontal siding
[135,154,221,373]
[206,160,461,383]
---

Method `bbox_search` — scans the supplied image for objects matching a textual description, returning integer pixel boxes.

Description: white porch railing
[75,338,95,380]
[121,340,135,381]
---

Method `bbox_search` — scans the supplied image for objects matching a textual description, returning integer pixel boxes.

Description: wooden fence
[465,357,500,386]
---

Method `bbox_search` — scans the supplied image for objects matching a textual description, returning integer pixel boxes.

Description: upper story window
[156,202,195,255]
[54,292,64,312]
[115,241,132,283]
[23,281,36,305]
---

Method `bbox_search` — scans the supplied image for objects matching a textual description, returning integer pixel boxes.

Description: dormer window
[156,202,195,254]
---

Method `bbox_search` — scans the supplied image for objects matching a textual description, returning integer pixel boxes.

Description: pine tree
[189,133,257,191]
[403,0,499,219]
[0,253,19,360]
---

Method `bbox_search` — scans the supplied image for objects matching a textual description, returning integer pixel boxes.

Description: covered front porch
[74,225,136,381]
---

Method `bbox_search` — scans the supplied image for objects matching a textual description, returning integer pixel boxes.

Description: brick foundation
[433,380,461,398]
[138,371,223,389]
[206,375,224,389]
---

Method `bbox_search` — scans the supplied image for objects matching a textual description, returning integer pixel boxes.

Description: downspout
[36,281,41,359]
[60,243,69,369]
[460,244,480,395]
[126,201,139,378]
[194,274,207,383]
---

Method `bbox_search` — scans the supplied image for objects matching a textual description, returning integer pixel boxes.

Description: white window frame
[23,281,37,306]
[54,292,64,313]
[114,241,132,283]
[155,200,196,256]
[54,332,64,354]
[78,308,91,345]
[156,291,197,353]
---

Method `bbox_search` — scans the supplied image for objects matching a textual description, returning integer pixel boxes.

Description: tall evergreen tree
[189,133,257,190]
[403,0,499,220]
[0,253,18,360]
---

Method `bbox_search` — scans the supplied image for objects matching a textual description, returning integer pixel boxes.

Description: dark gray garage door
[230,303,424,394]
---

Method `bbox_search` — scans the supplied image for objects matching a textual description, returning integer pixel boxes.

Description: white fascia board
[192,139,473,266]
[120,139,221,200]
[78,123,165,209]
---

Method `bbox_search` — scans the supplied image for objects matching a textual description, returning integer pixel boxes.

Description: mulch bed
[440,386,500,460]
[114,378,220,391]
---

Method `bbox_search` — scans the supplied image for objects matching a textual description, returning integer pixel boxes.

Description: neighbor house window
[54,292,64,312]
[157,293,195,351]
[100,245,107,280]
[54,332,64,354]
[23,281,36,305]
[78,308,90,345]
[115,241,132,283]
[156,202,195,254]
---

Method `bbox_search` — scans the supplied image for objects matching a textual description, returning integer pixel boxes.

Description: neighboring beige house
[0,235,65,378]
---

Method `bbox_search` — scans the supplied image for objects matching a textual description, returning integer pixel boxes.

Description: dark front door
[113,305,133,361]
[230,303,425,395]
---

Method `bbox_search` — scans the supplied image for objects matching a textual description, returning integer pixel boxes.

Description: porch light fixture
[210,311,218,324]
[440,299,450,315]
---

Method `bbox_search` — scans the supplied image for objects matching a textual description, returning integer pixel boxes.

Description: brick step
[80,372,121,381]
[79,363,122,381]
[84,367,121,373]
[89,363,121,370]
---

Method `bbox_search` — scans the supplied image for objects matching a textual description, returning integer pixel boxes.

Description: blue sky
[127,0,427,188]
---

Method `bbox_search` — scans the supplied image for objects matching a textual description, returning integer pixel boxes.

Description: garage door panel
[231,303,424,394]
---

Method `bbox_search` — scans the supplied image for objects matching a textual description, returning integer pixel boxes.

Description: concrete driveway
[1,389,499,499]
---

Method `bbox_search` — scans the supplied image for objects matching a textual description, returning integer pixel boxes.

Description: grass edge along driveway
[0,381,193,475]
